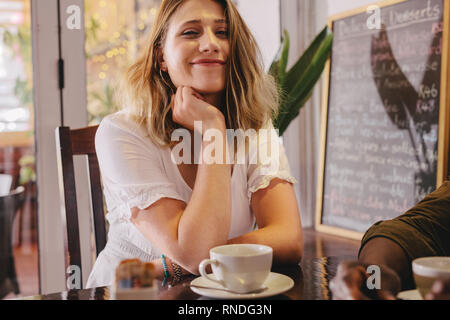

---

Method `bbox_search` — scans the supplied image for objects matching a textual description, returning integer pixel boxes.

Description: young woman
[87,0,302,288]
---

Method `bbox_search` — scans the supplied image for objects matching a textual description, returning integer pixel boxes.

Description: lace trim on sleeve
[247,173,298,204]
[106,184,185,224]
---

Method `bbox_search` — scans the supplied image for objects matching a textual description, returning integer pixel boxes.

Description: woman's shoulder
[96,110,162,151]
[98,110,142,134]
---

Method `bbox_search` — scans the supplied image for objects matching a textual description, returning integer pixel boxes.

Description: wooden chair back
[56,125,106,287]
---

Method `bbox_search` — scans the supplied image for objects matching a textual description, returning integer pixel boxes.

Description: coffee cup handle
[199,259,225,287]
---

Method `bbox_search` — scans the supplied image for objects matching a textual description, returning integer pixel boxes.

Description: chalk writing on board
[321,0,443,233]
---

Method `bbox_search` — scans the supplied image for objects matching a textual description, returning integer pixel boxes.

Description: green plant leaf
[278,29,290,84]
[18,155,36,185]
[2,28,13,46]
[282,25,330,93]
[274,28,332,133]
[18,155,35,166]
[277,33,333,135]
[268,53,280,84]
[269,29,290,85]
[287,33,333,101]
[278,92,313,135]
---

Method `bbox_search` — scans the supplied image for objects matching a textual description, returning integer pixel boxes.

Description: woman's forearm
[227,225,303,265]
[176,119,232,272]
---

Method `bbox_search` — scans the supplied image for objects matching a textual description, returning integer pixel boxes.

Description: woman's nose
[198,29,220,53]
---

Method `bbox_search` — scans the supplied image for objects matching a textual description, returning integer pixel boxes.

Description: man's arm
[330,238,450,300]
[330,237,406,300]
[331,181,450,300]
[359,237,412,293]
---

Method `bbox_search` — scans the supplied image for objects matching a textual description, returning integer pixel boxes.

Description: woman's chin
[191,85,225,95]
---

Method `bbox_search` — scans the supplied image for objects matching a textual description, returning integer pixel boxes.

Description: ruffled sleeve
[246,121,297,203]
[95,112,185,224]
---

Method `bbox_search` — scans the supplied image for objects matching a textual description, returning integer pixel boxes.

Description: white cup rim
[412,257,450,278]
[210,244,273,257]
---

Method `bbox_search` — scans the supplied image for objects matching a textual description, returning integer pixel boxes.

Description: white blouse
[86,110,297,288]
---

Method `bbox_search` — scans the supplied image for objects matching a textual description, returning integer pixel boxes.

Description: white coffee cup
[198,244,273,294]
[412,256,450,298]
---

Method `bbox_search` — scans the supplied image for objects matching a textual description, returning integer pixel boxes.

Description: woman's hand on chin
[171,86,225,132]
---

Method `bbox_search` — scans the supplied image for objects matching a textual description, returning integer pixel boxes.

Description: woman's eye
[182,30,198,36]
[217,30,228,36]
[181,30,228,37]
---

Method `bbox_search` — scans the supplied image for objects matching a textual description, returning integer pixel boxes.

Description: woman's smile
[191,59,226,67]
[192,62,225,67]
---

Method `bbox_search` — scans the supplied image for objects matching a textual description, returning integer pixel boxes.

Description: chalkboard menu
[316,0,450,239]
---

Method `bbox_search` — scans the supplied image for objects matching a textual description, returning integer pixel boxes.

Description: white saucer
[190,272,294,299]
[397,289,423,300]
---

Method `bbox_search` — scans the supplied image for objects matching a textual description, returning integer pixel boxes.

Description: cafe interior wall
[327,0,377,16]
[235,0,280,70]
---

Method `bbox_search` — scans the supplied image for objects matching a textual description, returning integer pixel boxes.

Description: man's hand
[330,261,396,300]
[425,280,450,300]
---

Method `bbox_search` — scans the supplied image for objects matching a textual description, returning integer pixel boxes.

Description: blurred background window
[0,0,37,300]
[85,0,161,124]
[0,0,32,133]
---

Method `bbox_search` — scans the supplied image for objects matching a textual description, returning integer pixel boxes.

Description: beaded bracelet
[161,254,170,287]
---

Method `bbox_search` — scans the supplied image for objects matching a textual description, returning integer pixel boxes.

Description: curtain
[280,0,328,228]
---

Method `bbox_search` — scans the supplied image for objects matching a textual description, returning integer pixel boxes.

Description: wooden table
[18,256,354,300]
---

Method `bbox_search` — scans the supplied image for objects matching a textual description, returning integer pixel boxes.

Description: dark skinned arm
[359,237,413,293]
[331,237,450,300]
[331,182,450,300]
[330,237,406,300]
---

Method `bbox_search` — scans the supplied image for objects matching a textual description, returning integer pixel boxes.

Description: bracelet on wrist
[170,261,183,287]
[161,254,171,287]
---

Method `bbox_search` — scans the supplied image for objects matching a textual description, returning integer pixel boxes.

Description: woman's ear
[157,47,167,71]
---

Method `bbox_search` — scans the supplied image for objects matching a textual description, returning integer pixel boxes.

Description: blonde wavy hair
[122,0,279,146]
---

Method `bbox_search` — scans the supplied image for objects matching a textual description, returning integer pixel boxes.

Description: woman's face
[159,0,230,95]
